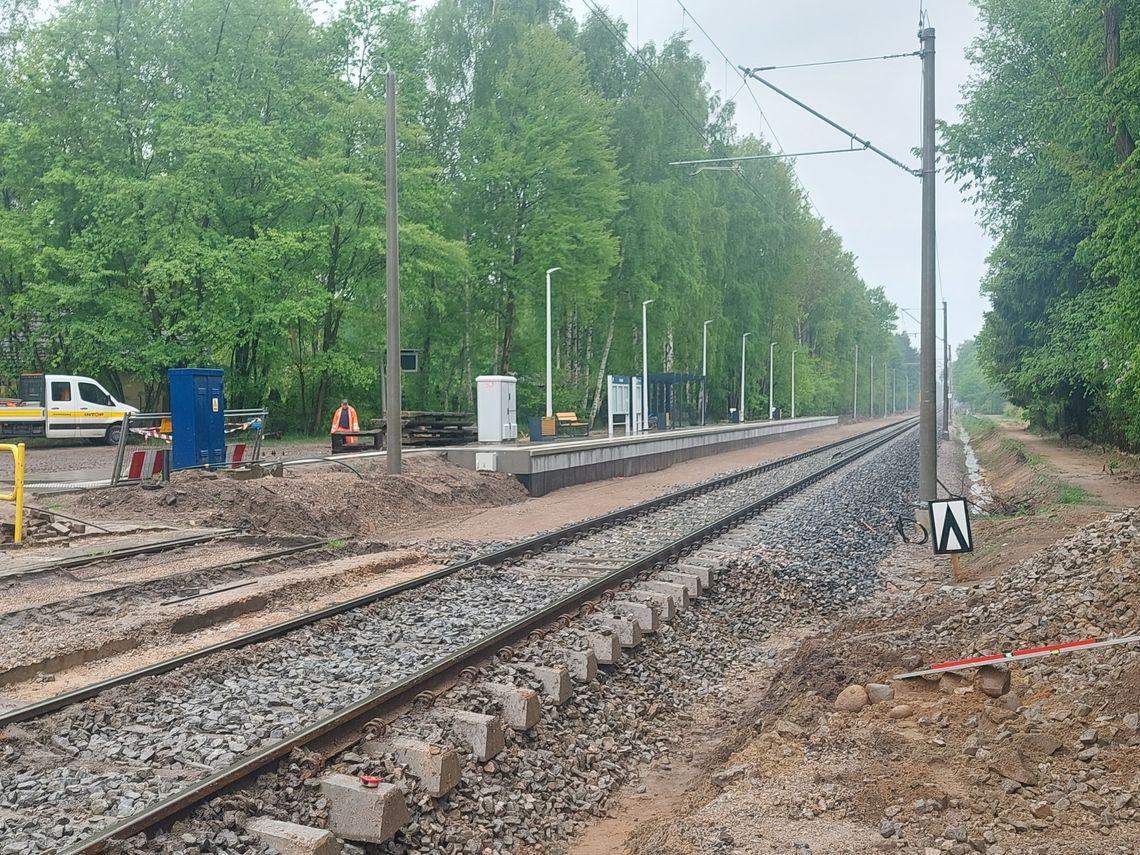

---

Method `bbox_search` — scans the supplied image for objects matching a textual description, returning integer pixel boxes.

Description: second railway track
[1,418,916,853]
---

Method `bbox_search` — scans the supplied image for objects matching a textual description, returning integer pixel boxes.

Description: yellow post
[1,442,24,544]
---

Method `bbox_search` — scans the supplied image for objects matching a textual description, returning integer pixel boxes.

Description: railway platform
[446,415,839,496]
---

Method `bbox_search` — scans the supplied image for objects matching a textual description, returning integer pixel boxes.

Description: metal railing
[110,409,267,486]
[0,442,25,543]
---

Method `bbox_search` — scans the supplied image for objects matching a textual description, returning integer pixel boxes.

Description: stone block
[657,571,702,598]
[637,580,689,609]
[483,682,540,730]
[559,647,597,683]
[434,708,505,761]
[586,629,621,665]
[318,773,409,844]
[600,615,642,648]
[246,818,341,855]
[624,588,675,620]
[610,600,659,632]
[977,664,1011,697]
[362,736,460,798]
[520,663,573,705]
[675,563,714,588]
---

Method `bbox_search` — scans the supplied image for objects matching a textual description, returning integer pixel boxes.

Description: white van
[0,373,139,444]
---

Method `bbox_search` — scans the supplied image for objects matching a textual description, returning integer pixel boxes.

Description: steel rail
[0,418,913,729]
[0,538,336,621]
[1,529,240,579]
[59,418,917,854]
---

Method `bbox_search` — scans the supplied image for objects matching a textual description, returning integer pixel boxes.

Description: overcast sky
[569,0,990,352]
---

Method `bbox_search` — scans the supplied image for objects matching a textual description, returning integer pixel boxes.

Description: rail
[49,417,917,854]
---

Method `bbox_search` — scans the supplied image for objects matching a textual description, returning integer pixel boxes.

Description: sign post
[928,497,973,581]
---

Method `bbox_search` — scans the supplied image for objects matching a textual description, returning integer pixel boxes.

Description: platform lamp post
[642,299,654,432]
[544,267,561,419]
[701,320,713,426]
[791,349,798,420]
[740,332,752,422]
[768,341,777,419]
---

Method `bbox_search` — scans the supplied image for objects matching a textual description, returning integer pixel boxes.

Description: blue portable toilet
[169,368,226,470]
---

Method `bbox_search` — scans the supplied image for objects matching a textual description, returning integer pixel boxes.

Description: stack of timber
[372,411,477,447]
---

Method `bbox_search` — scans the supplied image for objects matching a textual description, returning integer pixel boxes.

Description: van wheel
[105,422,123,445]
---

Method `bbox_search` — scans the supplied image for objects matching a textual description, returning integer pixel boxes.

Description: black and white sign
[928,498,973,555]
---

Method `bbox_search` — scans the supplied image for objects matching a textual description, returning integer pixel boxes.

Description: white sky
[569,0,991,351]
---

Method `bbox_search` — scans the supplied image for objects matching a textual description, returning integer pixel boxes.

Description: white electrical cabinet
[476,375,518,442]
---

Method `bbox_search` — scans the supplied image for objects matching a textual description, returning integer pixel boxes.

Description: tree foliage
[0,0,913,431]
[945,0,1140,445]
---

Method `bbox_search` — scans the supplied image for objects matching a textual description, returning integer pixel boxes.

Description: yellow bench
[556,412,590,437]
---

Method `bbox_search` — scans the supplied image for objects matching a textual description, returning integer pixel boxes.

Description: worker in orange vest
[331,399,360,446]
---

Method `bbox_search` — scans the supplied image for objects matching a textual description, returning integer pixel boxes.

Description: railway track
[0,418,916,854]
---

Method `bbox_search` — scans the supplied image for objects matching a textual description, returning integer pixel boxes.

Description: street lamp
[544,267,561,418]
[768,342,778,419]
[702,320,713,425]
[791,349,798,420]
[642,299,654,431]
[740,332,752,422]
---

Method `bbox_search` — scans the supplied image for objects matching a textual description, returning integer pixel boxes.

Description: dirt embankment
[62,454,527,539]
[577,424,1140,854]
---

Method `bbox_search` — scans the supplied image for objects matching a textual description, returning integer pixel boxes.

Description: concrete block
[676,563,714,589]
[586,630,621,665]
[520,663,573,705]
[434,708,505,761]
[483,682,540,730]
[246,818,341,855]
[362,736,460,798]
[600,615,642,648]
[638,580,689,609]
[318,773,409,844]
[560,647,598,682]
[610,600,659,632]
[657,571,702,598]
[625,588,675,620]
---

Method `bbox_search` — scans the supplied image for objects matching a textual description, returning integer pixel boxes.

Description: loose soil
[569,419,1140,854]
[59,453,528,540]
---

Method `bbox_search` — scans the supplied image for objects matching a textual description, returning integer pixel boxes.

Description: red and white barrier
[226,443,246,467]
[126,449,166,480]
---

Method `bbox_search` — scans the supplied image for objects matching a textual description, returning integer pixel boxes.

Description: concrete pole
[544,267,560,418]
[740,332,751,421]
[768,341,777,419]
[869,353,874,419]
[919,26,938,500]
[892,367,896,414]
[642,299,654,431]
[702,320,713,425]
[853,345,859,420]
[883,361,888,418]
[791,349,797,419]
[385,69,402,474]
[942,299,951,439]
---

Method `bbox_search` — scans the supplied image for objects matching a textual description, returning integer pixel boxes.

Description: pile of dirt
[66,453,528,538]
[633,510,1140,854]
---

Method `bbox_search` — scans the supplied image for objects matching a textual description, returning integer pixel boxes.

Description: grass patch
[325,537,350,550]
[1055,483,1091,505]
[999,437,1042,468]
[960,413,999,441]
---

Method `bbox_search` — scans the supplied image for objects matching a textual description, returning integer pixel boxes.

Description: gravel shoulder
[578,430,1140,855]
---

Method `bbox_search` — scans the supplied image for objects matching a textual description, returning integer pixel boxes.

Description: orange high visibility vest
[331,405,360,440]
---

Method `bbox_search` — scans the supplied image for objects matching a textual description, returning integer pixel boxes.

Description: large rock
[835,685,869,712]
[988,749,1039,786]
[977,665,1011,698]
[866,683,895,704]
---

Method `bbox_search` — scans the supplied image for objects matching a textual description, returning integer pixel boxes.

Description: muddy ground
[569,418,1140,855]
